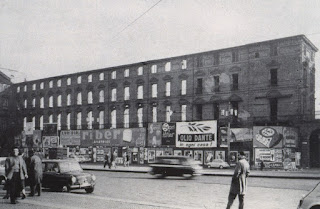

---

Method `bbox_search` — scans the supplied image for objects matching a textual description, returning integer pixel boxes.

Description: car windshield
[59,161,83,173]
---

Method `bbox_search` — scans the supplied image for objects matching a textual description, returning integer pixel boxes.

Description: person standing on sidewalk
[226,151,250,209]
[103,152,110,168]
[123,152,127,167]
[27,149,43,196]
[5,147,28,204]
[260,161,265,171]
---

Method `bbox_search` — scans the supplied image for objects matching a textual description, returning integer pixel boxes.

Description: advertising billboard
[60,130,81,146]
[254,148,283,168]
[147,123,162,147]
[43,123,58,136]
[80,128,146,147]
[220,127,253,147]
[283,127,298,148]
[161,123,176,146]
[253,126,283,148]
[176,121,217,148]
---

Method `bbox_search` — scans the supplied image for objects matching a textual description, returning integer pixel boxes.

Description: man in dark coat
[5,147,28,204]
[226,151,250,209]
[27,150,43,196]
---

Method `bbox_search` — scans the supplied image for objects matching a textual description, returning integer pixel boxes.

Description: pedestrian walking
[126,152,130,167]
[260,161,265,171]
[226,151,250,209]
[5,147,28,204]
[123,152,127,167]
[103,152,110,168]
[3,153,12,199]
[27,149,43,196]
[111,150,117,168]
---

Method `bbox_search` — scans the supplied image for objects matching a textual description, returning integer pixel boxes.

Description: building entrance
[310,130,320,168]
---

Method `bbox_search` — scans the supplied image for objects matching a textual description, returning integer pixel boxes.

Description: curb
[82,168,320,180]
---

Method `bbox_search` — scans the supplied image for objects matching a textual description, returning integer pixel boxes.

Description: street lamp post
[224,102,233,164]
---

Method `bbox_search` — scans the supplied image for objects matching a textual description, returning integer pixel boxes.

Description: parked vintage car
[149,156,203,179]
[207,159,230,169]
[0,157,6,185]
[42,159,96,193]
[297,181,320,209]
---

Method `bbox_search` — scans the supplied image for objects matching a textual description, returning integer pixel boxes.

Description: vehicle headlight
[71,176,77,184]
[91,174,96,181]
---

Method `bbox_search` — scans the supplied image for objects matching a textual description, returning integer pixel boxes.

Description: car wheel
[219,165,223,169]
[62,185,71,192]
[207,165,211,168]
[184,173,194,179]
[85,187,94,193]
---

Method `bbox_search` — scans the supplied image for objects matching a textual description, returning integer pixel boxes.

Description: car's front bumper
[70,182,95,190]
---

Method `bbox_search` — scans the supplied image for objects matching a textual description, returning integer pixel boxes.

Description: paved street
[0,170,319,209]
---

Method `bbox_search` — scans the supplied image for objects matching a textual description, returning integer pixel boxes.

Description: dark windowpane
[197,104,203,120]
[196,78,203,94]
[232,74,238,90]
[270,98,278,121]
[270,69,277,86]
[214,53,219,65]
[214,76,220,92]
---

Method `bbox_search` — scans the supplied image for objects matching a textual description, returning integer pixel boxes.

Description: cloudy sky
[1,0,320,108]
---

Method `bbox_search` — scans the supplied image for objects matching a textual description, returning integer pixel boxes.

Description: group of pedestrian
[3,147,43,204]
[103,150,130,169]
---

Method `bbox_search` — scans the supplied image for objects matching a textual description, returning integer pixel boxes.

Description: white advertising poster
[25,122,34,135]
[176,121,217,148]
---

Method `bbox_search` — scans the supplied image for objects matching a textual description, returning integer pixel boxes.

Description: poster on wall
[176,121,217,148]
[254,148,283,168]
[148,150,155,163]
[162,123,176,145]
[244,151,250,162]
[80,128,146,147]
[283,127,298,148]
[156,149,163,157]
[33,130,42,148]
[42,136,59,148]
[174,150,182,156]
[194,150,203,164]
[253,126,284,148]
[184,150,193,158]
[43,123,58,136]
[204,151,214,164]
[60,130,81,146]
[220,128,253,147]
[139,148,145,164]
[24,122,33,135]
[148,123,162,147]
[215,150,226,161]
[229,151,238,166]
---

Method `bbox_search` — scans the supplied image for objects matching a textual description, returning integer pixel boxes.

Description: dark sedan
[149,156,203,179]
[42,159,96,193]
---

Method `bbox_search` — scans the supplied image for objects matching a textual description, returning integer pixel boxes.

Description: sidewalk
[81,163,320,179]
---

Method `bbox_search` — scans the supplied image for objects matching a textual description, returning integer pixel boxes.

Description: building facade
[11,35,319,167]
[0,71,15,154]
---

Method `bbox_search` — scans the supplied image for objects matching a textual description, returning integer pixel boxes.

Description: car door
[42,162,65,188]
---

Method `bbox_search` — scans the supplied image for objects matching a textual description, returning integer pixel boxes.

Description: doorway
[310,130,320,168]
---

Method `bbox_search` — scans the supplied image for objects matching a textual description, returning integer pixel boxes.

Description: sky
[1,0,320,109]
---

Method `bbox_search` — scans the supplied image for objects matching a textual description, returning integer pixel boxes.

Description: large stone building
[0,71,14,153]
[10,35,320,168]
